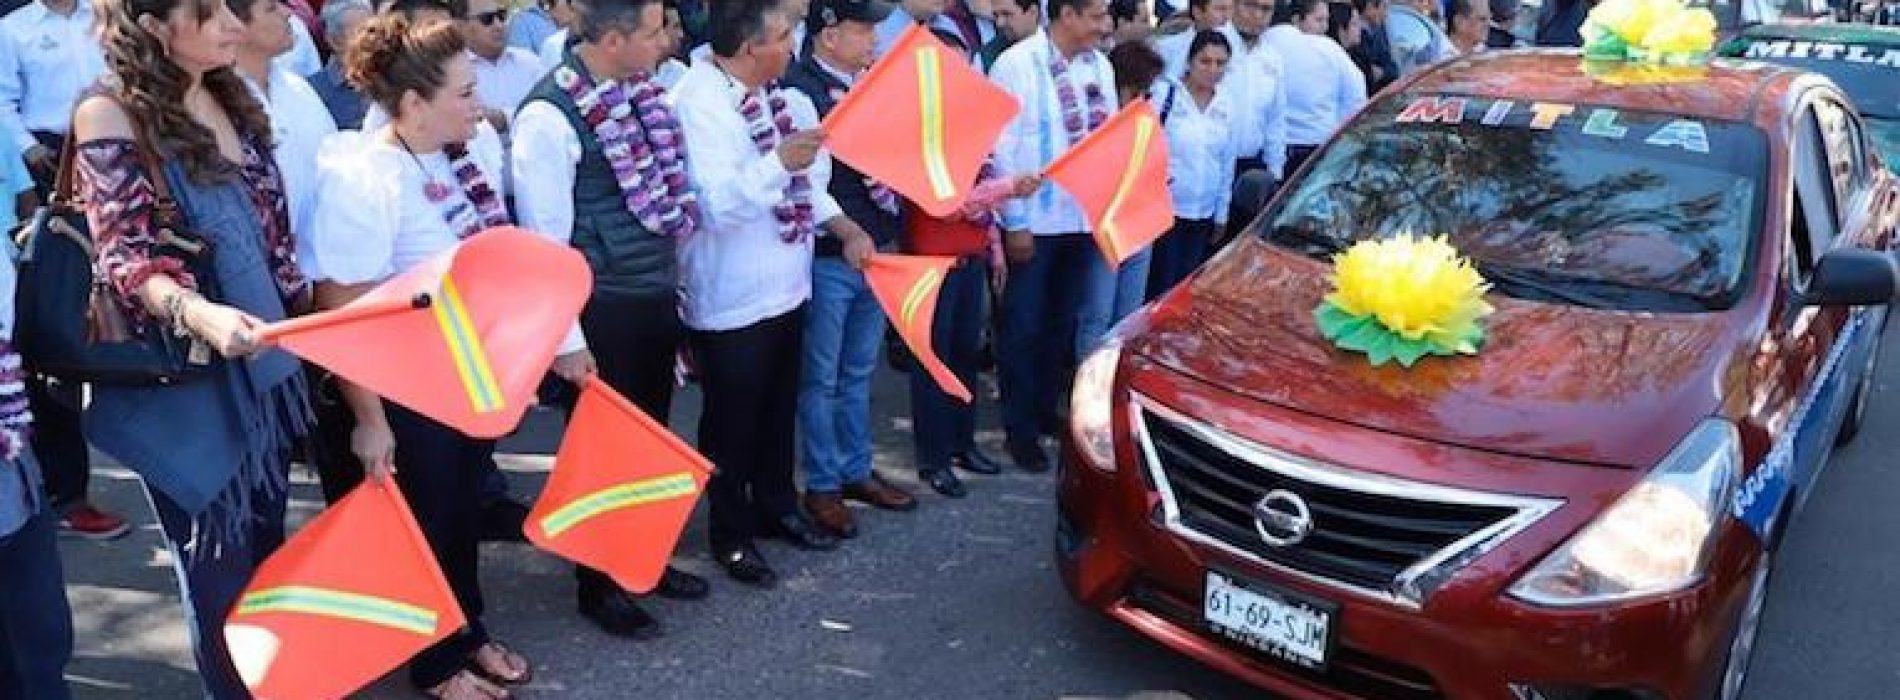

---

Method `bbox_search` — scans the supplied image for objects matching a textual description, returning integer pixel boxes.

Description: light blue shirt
[507,6,560,52]
[0,133,30,233]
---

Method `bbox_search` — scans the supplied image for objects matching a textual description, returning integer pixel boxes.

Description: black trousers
[308,369,512,508]
[27,376,88,515]
[690,305,804,551]
[0,510,73,700]
[561,294,685,598]
[26,131,61,200]
[385,402,493,689]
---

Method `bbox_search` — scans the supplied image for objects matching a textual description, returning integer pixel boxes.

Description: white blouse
[1152,79,1239,222]
[304,130,510,285]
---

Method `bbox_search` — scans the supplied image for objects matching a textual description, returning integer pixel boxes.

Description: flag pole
[254,293,435,345]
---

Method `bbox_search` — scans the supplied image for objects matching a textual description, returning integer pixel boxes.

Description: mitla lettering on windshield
[1744,40,1900,67]
[1395,96,1712,154]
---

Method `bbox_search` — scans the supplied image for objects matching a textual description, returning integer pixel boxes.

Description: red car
[1056,51,1900,700]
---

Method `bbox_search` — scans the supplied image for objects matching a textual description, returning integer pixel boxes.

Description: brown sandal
[469,641,533,685]
[424,670,508,700]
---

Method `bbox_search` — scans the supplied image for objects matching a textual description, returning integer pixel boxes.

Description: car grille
[1139,403,1539,602]
[1125,580,1446,700]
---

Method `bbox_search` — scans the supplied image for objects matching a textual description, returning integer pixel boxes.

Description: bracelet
[163,289,202,338]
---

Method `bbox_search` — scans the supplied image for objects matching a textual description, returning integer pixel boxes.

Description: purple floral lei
[556,65,702,238]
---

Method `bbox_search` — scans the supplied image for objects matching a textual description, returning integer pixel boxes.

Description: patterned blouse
[74,134,304,327]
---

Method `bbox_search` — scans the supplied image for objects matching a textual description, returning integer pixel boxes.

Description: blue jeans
[999,234,1096,445]
[146,473,288,700]
[909,258,988,470]
[799,256,886,493]
[0,509,73,700]
[1147,217,1215,301]
[1077,245,1152,357]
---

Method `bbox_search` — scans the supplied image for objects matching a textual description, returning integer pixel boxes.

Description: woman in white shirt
[1264,0,1367,174]
[1146,29,1238,300]
[305,15,529,700]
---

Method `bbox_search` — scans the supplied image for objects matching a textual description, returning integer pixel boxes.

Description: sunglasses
[473,9,508,25]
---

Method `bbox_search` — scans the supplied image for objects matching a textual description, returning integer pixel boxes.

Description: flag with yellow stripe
[820,24,1020,217]
[260,227,591,438]
[1043,100,1175,267]
[224,481,465,700]
[526,378,712,594]
[864,254,971,403]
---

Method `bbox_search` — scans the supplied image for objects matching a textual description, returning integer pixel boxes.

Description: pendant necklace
[393,128,452,203]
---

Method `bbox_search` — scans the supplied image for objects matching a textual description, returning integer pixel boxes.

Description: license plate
[1203,571,1336,670]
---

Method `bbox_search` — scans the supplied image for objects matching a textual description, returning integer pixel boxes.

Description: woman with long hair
[72,0,312,696]
[304,14,529,700]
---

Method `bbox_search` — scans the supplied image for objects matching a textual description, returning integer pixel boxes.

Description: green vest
[521,55,679,301]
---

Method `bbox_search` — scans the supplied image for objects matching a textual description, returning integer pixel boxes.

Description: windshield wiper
[1470,261,1623,310]
[1267,224,1347,258]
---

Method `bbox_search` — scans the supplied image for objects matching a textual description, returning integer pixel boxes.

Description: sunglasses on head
[474,9,508,24]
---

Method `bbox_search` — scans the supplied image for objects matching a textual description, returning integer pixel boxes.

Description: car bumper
[1055,433,1756,700]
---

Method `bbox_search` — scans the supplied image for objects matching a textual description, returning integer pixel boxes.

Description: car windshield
[1869,117,1900,172]
[1257,94,1769,312]
[1730,38,1900,119]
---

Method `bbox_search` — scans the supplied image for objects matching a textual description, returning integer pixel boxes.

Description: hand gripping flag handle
[254,294,435,345]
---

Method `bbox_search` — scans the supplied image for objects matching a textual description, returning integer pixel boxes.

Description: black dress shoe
[715,542,778,588]
[921,468,967,498]
[766,513,841,551]
[950,449,1004,476]
[577,587,663,639]
[478,498,531,543]
[1008,437,1050,473]
[654,565,709,600]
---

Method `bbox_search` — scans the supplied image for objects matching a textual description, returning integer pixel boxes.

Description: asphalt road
[57,325,1900,700]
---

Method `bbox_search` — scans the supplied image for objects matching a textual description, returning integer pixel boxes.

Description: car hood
[1129,238,1750,468]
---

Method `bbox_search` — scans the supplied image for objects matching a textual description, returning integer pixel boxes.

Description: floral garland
[443,142,511,238]
[741,86,816,244]
[1050,51,1110,147]
[1313,234,1493,367]
[0,341,31,462]
[556,66,702,238]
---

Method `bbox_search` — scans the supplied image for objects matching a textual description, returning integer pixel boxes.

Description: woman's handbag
[13,119,218,386]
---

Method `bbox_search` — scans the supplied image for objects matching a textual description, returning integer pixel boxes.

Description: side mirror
[1799,248,1899,307]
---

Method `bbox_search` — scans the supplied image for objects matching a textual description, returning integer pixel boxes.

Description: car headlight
[1508,419,1741,607]
[1069,340,1123,471]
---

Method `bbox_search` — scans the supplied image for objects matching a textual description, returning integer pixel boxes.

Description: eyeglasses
[473,9,507,25]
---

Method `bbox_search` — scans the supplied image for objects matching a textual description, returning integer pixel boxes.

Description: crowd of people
[0,0,1604,696]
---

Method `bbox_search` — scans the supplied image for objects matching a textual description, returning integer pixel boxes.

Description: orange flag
[259,227,591,438]
[526,378,712,593]
[864,254,971,403]
[821,24,1020,217]
[224,481,465,700]
[1042,100,1174,267]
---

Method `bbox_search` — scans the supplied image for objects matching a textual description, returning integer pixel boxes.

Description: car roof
[1402,49,1804,125]
[1730,21,1900,46]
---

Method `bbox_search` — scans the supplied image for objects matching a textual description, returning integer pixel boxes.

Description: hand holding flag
[1042,100,1174,268]
[225,481,465,700]
[821,24,1021,217]
[526,378,713,593]
[864,253,971,403]
[257,228,591,438]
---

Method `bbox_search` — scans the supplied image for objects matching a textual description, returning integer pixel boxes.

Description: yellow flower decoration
[1314,235,1494,367]
[1583,0,1715,65]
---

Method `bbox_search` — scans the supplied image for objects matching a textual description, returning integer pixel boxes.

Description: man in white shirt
[780,0,920,540]
[232,0,338,254]
[465,0,546,130]
[1221,0,1288,179]
[989,0,1114,472]
[1263,0,1365,171]
[274,13,322,76]
[1444,0,1490,54]
[671,0,852,586]
[1152,0,1228,77]
[0,0,102,196]
[511,0,711,639]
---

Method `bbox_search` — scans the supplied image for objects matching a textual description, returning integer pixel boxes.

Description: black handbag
[14,118,218,386]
